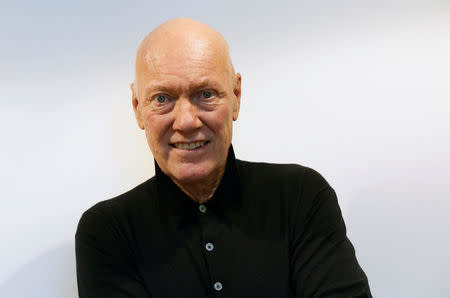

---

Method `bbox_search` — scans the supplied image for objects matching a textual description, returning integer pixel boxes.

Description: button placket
[198,203,224,294]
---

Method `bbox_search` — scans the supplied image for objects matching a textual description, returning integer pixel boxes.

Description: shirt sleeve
[75,208,150,298]
[290,172,372,297]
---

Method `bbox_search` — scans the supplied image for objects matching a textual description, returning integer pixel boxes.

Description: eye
[200,90,213,99]
[156,95,168,103]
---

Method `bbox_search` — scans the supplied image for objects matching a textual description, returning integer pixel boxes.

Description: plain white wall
[1,0,449,297]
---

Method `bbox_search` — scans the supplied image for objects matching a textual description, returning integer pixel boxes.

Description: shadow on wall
[0,243,77,298]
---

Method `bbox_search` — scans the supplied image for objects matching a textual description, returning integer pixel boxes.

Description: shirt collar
[154,144,242,227]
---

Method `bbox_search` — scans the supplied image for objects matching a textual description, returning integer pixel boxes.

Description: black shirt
[75,146,371,297]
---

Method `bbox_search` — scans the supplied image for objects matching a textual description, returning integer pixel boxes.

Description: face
[132,39,241,188]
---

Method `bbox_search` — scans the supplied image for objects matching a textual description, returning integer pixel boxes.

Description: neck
[172,165,226,204]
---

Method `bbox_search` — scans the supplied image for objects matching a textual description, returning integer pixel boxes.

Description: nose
[172,97,202,133]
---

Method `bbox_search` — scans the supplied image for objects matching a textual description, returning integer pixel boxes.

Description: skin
[131,18,241,203]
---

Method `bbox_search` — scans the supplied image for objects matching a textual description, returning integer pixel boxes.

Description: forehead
[136,36,231,91]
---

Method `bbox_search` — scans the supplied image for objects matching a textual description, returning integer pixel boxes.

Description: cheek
[204,106,234,137]
[143,114,172,146]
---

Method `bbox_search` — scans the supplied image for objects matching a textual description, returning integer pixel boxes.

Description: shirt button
[213,281,223,291]
[199,204,207,213]
[205,242,214,251]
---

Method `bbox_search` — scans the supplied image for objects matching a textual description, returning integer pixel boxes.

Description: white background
[1,0,449,297]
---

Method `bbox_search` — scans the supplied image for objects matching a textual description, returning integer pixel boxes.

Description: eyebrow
[144,84,173,95]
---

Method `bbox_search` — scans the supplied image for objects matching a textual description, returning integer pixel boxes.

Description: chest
[134,203,295,298]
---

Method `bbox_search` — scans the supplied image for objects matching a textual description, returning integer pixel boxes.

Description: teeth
[174,141,206,150]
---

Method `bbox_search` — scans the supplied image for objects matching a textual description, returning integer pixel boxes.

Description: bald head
[134,18,235,96]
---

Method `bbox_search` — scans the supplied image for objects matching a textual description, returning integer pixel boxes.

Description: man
[75,18,372,297]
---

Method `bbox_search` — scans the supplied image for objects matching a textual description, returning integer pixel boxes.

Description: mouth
[170,141,209,150]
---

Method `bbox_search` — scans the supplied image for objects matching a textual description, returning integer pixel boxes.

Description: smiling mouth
[171,141,209,150]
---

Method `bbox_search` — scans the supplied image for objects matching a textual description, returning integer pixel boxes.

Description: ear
[131,82,145,130]
[232,73,241,121]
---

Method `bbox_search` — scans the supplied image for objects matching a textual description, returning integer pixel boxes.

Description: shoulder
[83,176,156,217]
[76,177,157,236]
[235,159,337,227]
[236,159,331,193]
